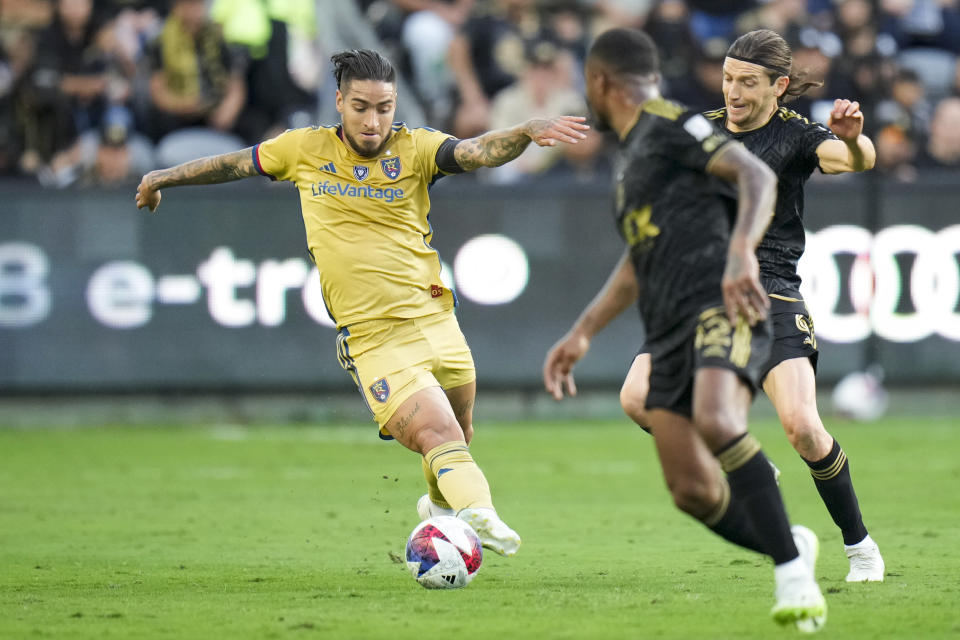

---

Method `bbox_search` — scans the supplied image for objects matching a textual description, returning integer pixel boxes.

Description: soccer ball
[832,369,888,422]
[405,516,483,589]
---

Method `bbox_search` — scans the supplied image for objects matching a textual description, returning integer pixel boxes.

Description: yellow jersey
[254,123,458,328]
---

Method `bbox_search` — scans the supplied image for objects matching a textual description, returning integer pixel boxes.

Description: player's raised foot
[416,494,456,521]
[771,525,827,633]
[457,507,521,557]
[845,535,885,582]
[771,573,827,633]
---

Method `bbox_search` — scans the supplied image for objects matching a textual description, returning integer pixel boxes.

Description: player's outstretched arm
[543,249,638,400]
[454,116,589,171]
[817,99,876,174]
[135,147,259,212]
[707,142,776,325]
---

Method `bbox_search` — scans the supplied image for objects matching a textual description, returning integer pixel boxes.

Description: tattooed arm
[135,147,259,212]
[453,116,589,171]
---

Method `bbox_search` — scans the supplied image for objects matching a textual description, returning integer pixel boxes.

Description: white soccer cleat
[457,507,521,557]
[416,493,456,521]
[792,524,820,576]
[772,525,827,633]
[845,535,885,582]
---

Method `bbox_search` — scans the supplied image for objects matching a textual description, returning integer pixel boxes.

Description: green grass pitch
[1,415,958,639]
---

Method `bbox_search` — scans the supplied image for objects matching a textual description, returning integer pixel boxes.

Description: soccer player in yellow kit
[135,49,589,556]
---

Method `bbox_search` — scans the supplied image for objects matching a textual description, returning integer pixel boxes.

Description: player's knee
[668,479,715,519]
[620,384,649,427]
[694,410,744,451]
[412,420,466,455]
[779,408,823,450]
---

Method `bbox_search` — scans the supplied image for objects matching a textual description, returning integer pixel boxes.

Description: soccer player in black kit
[545,27,827,631]
[545,29,884,584]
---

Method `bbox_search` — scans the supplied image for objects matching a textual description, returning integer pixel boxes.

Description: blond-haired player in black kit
[136,48,591,558]
[545,27,827,631]
[544,29,883,584]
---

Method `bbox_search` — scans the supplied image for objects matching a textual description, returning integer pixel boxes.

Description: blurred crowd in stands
[1,0,958,188]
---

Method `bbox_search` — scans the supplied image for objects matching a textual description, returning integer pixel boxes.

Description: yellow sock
[425,441,494,511]
[421,456,451,509]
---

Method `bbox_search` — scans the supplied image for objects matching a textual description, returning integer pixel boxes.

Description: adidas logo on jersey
[317,161,336,174]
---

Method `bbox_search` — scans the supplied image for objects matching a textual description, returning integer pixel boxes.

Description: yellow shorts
[336,311,476,436]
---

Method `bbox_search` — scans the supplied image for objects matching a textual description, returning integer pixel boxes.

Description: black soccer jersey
[704,106,837,294]
[614,98,737,343]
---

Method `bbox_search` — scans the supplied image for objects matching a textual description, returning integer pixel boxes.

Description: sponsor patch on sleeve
[683,114,715,141]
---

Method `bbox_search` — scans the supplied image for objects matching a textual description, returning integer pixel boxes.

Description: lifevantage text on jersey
[310,180,405,203]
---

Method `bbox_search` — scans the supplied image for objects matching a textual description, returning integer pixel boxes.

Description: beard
[344,129,391,158]
[587,102,611,133]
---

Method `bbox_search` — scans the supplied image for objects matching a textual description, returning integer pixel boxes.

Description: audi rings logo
[799,224,960,344]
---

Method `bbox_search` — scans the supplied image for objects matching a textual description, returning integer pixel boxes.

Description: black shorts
[645,305,772,418]
[760,290,819,382]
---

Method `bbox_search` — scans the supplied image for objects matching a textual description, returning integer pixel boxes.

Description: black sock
[705,479,767,554]
[715,434,799,565]
[806,439,868,545]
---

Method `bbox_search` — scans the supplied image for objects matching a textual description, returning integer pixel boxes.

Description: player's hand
[135,173,161,212]
[526,116,590,147]
[827,99,864,142]
[722,243,768,326]
[543,331,590,400]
